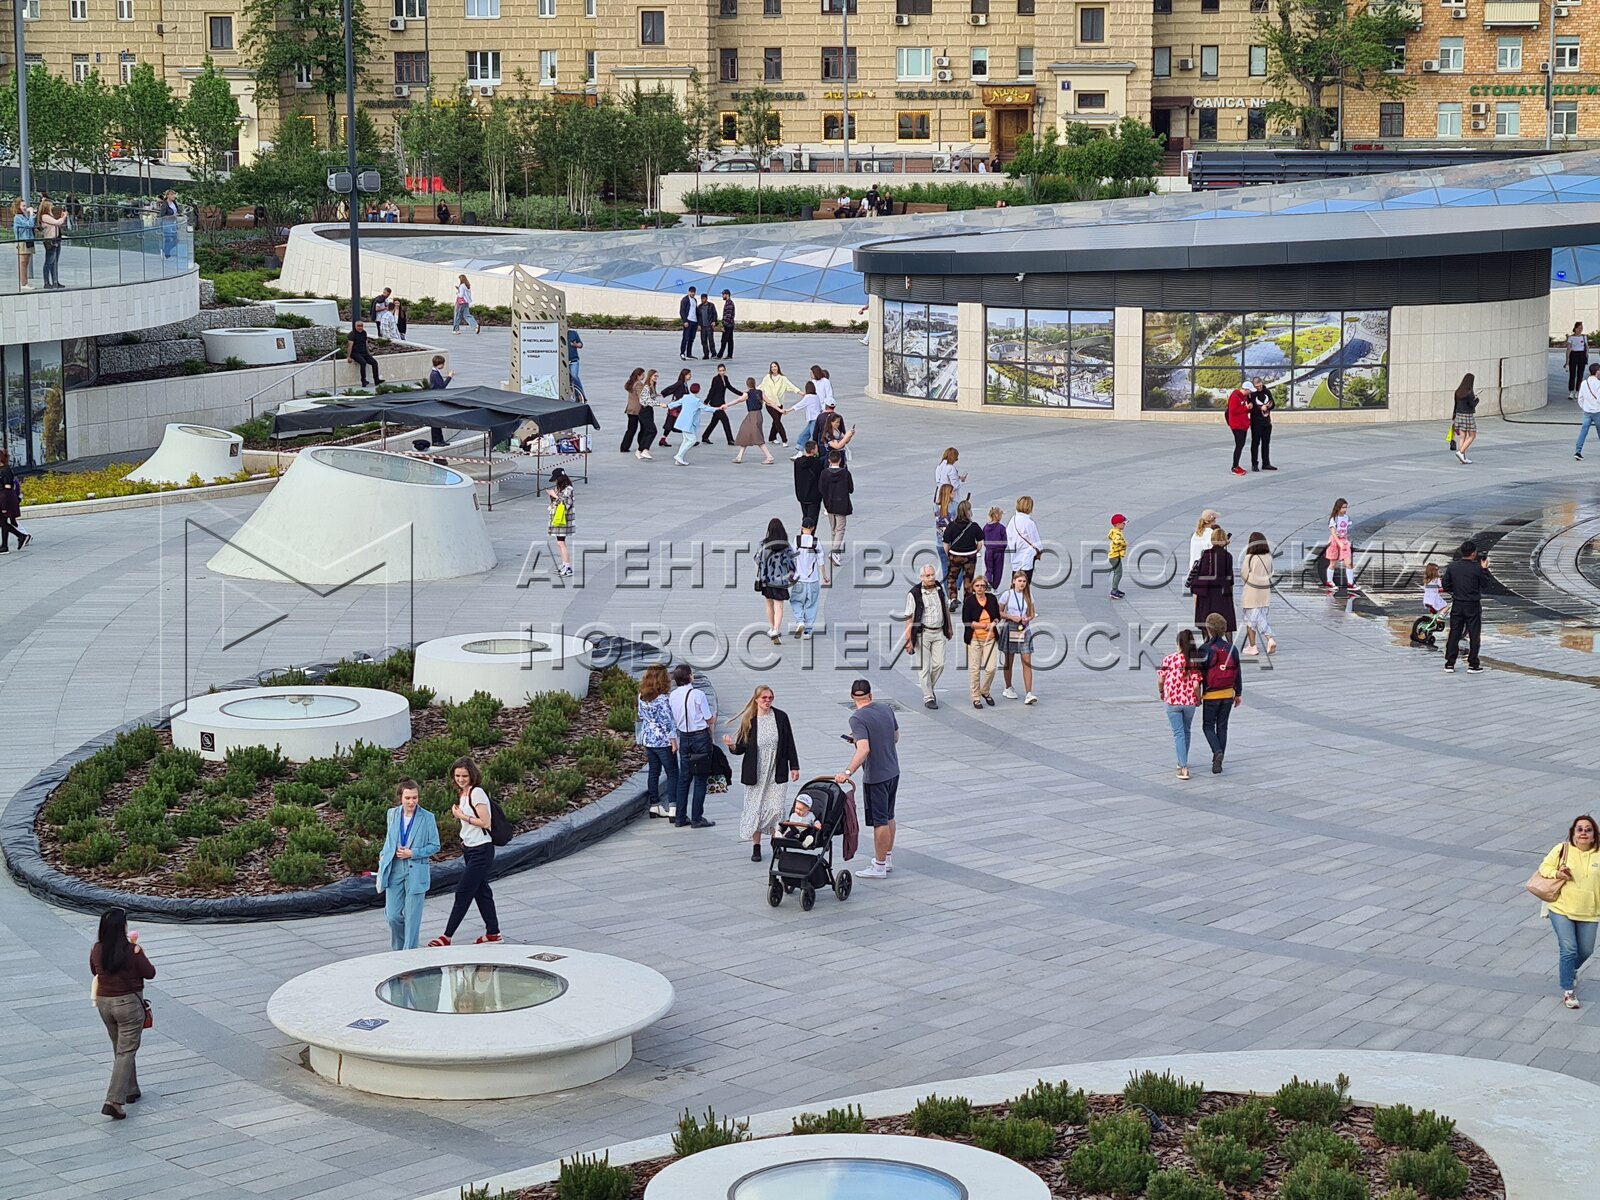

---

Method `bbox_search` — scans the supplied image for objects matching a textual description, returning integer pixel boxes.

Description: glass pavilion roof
[364,150,1600,306]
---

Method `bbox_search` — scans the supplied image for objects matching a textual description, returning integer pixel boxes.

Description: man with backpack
[1197,612,1242,773]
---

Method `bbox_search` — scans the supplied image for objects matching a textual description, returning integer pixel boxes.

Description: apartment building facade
[7,1,1596,170]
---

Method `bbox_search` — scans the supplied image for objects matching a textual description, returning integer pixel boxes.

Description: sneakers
[830,551,843,565]
[1231,466,1247,476]
[1322,582,1335,591]
[475,933,503,944]
[1578,453,1585,461]
[557,563,573,577]
[639,450,653,460]
[427,935,452,947]
[800,630,813,640]
[924,697,938,709]
[1564,990,1581,1010]
[1241,645,1259,657]
[1443,664,1456,673]
[1002,687,1018,699]
[1467,665,1485,673]
[1109,589,1125,599]
[1024,692,1038,705]
[857,862,889,879]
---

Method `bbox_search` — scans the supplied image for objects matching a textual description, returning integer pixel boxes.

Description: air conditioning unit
[1177,57,1194,70]
[1540,61,1551,72]
[1471,118,1486,130]
[394,84,410,97]
[1422,58,1441,71]
[1556,5,1570,14]
[935,69,953,81]
[1470,102,1489,114]
[1451,6,1467,14]
[934,55,950,67]
[968,12,988,23]
[389,16,405,31]
[479,85,495,97]
[894,12,910,23]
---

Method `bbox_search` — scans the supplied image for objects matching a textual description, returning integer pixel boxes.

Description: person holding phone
[427,758,502,946]
[1441,539,1492,673]
[90,907,155,1119]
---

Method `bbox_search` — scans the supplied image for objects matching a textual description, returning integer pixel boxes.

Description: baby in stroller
[767,777,855,911]
[778,795,823,847]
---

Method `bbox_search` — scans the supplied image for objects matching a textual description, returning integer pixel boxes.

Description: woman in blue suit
[377,778,441,950]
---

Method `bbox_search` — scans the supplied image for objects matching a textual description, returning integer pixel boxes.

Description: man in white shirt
[904,564,952,709]
[669,664,718,828]
[1576,362,1600,460]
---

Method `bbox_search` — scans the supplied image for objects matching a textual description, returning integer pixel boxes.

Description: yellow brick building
[8,1,1596,169]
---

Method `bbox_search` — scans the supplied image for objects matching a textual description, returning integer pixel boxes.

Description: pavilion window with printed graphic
[985,309,1114,408]
[882,302,958,402]
[1142,311,1389,412]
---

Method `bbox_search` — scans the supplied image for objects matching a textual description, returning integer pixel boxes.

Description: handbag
[1525,845,1569,904]
[687,748,717,777]
[142,998,154,1030]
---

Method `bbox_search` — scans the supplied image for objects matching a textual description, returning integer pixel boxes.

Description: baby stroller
[1410,603,1449,648]
[767,777,854,912]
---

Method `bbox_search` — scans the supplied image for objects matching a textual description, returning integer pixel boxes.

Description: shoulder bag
[1525,845,1569,904]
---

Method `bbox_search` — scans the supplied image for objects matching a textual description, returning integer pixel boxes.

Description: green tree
[67,72,120,197]
[241,0,379,139]
[734,85,781,220]
[0,67,74,192]
[428,86,487,196]
[529,94,626,219]
[114,62,178,195]
[625,85,691,216]
[1260,0,1416,146]
[681,70,721,227]
[176,57,243,195]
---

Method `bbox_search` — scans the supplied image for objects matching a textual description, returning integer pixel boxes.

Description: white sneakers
[857,862,888,879]
[1002,687,1018,699]
[1024,692,1038,705]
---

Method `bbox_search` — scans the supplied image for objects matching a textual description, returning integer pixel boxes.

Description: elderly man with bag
[905,563,953,710]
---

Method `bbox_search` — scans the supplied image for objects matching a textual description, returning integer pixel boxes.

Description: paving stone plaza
[4,323,1600,1200]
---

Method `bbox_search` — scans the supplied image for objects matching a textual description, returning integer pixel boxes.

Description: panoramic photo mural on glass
[985,308,1115,407]
[1143,310,1389,410]
[883,301,959,402]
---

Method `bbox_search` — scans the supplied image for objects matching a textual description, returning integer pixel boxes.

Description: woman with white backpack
[755,517,797,645]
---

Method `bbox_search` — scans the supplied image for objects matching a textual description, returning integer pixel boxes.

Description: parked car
[705,157,763,173]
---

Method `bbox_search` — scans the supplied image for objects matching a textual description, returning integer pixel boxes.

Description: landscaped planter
[200,327,296,365]
[266,297,341,326]
[123,423,245,486]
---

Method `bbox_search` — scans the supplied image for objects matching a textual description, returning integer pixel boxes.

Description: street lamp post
[343,0,361,324]
[1546,1,1558,150]
[840,0,851,176]
[12,0,32,200]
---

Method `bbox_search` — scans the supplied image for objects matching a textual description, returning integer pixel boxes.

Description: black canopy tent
[271,386,601,510]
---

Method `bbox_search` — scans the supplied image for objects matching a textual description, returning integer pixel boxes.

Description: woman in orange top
[962,575,1002,709]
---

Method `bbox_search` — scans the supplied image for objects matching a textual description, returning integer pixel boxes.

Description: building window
[986,309,1114,408]
[1495,101,1520,137]
[1247,107,1266,139]
[466,0,499,14]
[1200,0,1218,9]
[395,0,427,16]
[1018,0,1034,12]
[897,0,933,12]
[1248,45,1266,76]
[1378,102,1404,138]
[119,52,136,83]
[897,48,933,82]
[822,111,857,140]
[117,0,134,19]
[764,47,782,80]
[21,0,38,17]
[719,0,735,15]
[1077,91,1107,111]
[1197,108,1218,138]
[719,111,738,140]
[971,48,989,78]
[1018,46,1035,78]
[897,110,932,140]
[208,14,234,49]
[539,49,557,85]
[1153,47,1171,77]
[971,0,989,12]
[1436,103,1461,137]
[467,50,502,84]
[295,62,313,87]
[1250,0,1267,9]
[586,50,597,81]
[764,0,781,11]
[586,0,596,14]
[538,0,555,14]
[1143,311,1389,411]
[1554,100,1578,136]
[1497,37,1522,72]
[640,9,665,43]
[396,51,429,83]
[1200,45,1219,79]
[886,302,959,401]
[970,110,987,139]
[1556,37,1579,72]
[1078,6,1105,44]
[821,46,858,81]
[720,49,738,81]
[69,0,86,19]
[1153,0,1171,10]
[72,54,90,82]
[1438,37,1463,73]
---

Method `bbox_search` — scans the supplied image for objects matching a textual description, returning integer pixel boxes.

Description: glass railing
[0,207,195,297]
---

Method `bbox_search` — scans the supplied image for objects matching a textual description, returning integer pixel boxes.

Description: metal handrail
[245,348,342,421]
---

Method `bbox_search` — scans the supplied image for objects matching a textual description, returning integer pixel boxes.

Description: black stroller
[766,777,854,911]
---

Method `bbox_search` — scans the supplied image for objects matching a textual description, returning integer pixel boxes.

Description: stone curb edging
[21,476,279,520]
[0,638,699,924]
[414,1050,1599,1200]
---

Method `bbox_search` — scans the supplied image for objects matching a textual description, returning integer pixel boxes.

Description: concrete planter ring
[200,327,297,365]
[266,944,675,1100]
[413,631,593,706]
[645,1135,1049,1200]
[124,423,244,485]
[266,298,342,327]
[169,686,411,762]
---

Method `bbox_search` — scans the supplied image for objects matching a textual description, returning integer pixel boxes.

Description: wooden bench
[902,202,949,214]
[408,202,461,224]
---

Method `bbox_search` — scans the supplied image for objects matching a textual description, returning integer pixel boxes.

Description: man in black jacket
[697,294,718,359]
[1442,540,1493,674]
[678,286,699,359]
[717,289,735,360]
[818,451,853,570]
[904,564,953,709]
[794,440,823,528]
[699,364,737,445]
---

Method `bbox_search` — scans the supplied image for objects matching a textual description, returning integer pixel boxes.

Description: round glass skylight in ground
[376,965,567,1014]
[217,694,360,720]
[731,1159,966,1200]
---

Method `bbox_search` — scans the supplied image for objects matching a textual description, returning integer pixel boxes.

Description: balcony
[1482,1,1542,26]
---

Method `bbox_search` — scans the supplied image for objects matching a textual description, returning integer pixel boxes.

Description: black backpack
[487,795,515,846]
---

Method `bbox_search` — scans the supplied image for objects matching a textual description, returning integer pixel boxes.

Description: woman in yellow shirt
[1537,814,1600,1009]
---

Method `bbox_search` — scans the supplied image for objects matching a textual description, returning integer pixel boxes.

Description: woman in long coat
[1189,526,1237,634]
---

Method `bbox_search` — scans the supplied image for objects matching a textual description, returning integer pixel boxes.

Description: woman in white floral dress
[722,685,801,863]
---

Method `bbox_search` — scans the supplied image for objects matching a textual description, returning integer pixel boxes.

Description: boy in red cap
[1108,514,1128,599]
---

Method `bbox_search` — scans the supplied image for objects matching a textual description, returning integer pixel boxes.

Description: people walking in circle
[1567,322,1589,397]
[1107,513,1128,599]
[1240,531,1277,657]
[723,685,801,863]
[1249,377,1276,471]
[759,362,800,445]
[427,758,501,946]
[701,363,738,446]
[1158,628,1206,780]
[943,498,982,604]
[1006,496,1042,584]
[1533,815,1599,1010]
[1226,382,1251,476]
[789,381,824,460]
[669,664,718,828]
[1198,613,1243,774]
[732,376,776,465]
[905,563,953,709]
[997,570,1038,704]
[755,517,797,641]
[1189,525,1237,635]
[962,574,1001,709]
[621,367,651,457]
[90,907,155,1120]
[1576,362,1600,460]
[836,679,900,880]
[1442,539,1493,673]
[378,779,440,950]
[1323,498,1357,594]
[790,527,822,638]
[659,367,692,447]
[982,505,1007,587]
[1451,373,1479,464]
[637,664,679,820]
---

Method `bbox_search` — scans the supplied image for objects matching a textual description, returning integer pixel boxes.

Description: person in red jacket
[1225,385,1251,476]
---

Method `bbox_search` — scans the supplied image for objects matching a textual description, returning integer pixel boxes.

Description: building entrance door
[992,108,1031,159]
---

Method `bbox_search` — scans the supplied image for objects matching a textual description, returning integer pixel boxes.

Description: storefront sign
[1193,97,1269,109]
[982,86,1036,106]
[732,90,806,101]
[895,89,974,100]
[823,90,878,100]
[1469,82,1600,95]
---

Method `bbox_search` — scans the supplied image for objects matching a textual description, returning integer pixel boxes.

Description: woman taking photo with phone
[427,758,502,947]
[90,907,155,1119]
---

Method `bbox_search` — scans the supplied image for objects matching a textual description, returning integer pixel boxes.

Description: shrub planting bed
[19,464,269,507]
[493,1073,1503,1200]
[32,651,644,899]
